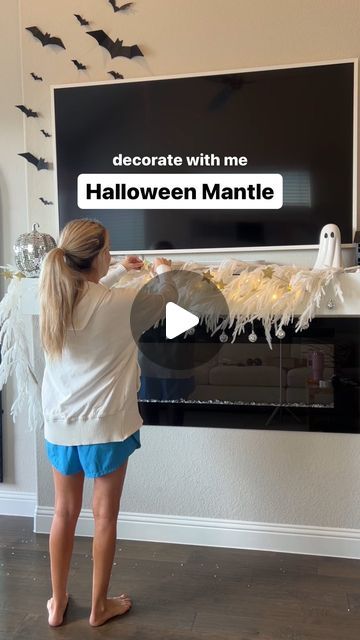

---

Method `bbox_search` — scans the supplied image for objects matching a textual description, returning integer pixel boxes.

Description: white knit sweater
[42,265,176,445]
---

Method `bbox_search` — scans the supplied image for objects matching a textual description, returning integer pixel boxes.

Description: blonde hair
[39,219,108,359]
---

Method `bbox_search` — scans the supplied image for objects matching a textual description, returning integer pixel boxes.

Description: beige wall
[2,1,360,531]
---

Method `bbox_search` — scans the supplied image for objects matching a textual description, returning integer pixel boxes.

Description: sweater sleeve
[100,263,127,288]
[135,269,178,334]
[105,265,178,336]
[100,263,171,288]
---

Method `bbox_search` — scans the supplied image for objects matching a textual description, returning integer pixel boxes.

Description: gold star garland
[0,267,26,280]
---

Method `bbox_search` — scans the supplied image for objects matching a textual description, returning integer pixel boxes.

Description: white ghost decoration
[313,224,343,270]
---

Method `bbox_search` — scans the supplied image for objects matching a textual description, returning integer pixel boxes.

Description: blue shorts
[45,430,141,478]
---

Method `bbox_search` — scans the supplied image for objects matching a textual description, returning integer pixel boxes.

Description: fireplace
[138,317,360,433]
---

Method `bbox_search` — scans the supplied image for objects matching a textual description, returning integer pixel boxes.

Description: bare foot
[89,593,132,627]
[47,593,69,627]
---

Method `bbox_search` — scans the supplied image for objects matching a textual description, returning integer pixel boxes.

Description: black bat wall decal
[72,59,87,70]
[39,197,53,205]
[87,30,143,58]
[108,0,133,12]
[108,70,124,79]
[74,14,89,26]
[30,72,43,81]
[15,105,38,118]
[26,26,65,49]
[40,129,51,138]
[18,153,49,171]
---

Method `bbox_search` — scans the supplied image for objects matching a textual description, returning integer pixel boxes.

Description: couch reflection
[188,342,335,407]
[138,340,335,414]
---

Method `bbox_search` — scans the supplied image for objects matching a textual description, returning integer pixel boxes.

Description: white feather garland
[0,275,43,431]
[114,259,344,347]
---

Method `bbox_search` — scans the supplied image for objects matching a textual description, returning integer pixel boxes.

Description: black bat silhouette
[108,70,124,79]
[39,197,53,205]
[30,72,43,81]
[40,129,51,138]
[18,153,49,171]
[72,59,87,70]
[74,14,89,26]
[108,0,133,12]
[15,105,38,118]
[87,30,143,59]
[26,26,65,49]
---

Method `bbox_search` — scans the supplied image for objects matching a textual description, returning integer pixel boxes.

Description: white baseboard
[0,491,36,517]
[34,506,360,559]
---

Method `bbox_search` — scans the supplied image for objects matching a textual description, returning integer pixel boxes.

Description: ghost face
[313,224,343,270]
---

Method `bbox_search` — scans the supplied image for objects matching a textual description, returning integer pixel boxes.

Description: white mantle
[19,272,360,317]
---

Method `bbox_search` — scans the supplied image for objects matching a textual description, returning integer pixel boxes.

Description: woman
[39,218,176,627]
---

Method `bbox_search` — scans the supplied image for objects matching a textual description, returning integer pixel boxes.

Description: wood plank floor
[1,516,360,639]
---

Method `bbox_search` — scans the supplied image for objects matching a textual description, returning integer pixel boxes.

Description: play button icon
[165,302,199,339]
[130,269,229,371]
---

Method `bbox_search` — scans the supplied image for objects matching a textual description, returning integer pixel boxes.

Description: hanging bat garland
[40,129,52,138]
[26,26,65,49]
[74,14,89,26]
[15,105,38,118]
[108,0,133,12]
[108,70,124,79]
[87,30,143,59]
[30,72,43,81]
[72,59,87,70]
[39,197,53,205]
[18,153,49,171]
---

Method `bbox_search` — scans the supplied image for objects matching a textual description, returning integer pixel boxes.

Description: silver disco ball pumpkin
[14,223,56,277]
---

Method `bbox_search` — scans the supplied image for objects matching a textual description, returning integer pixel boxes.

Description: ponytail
[39,219,108,359]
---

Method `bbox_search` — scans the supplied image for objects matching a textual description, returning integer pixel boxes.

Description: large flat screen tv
[52,60,356,253]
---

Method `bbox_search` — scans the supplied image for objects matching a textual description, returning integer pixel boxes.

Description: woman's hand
[153,258,172,271]
[121,256,144,271]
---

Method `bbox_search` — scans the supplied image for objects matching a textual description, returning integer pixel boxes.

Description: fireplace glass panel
[138,318,360,433]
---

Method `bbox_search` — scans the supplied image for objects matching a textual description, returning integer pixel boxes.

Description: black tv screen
[53,61,355,252]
